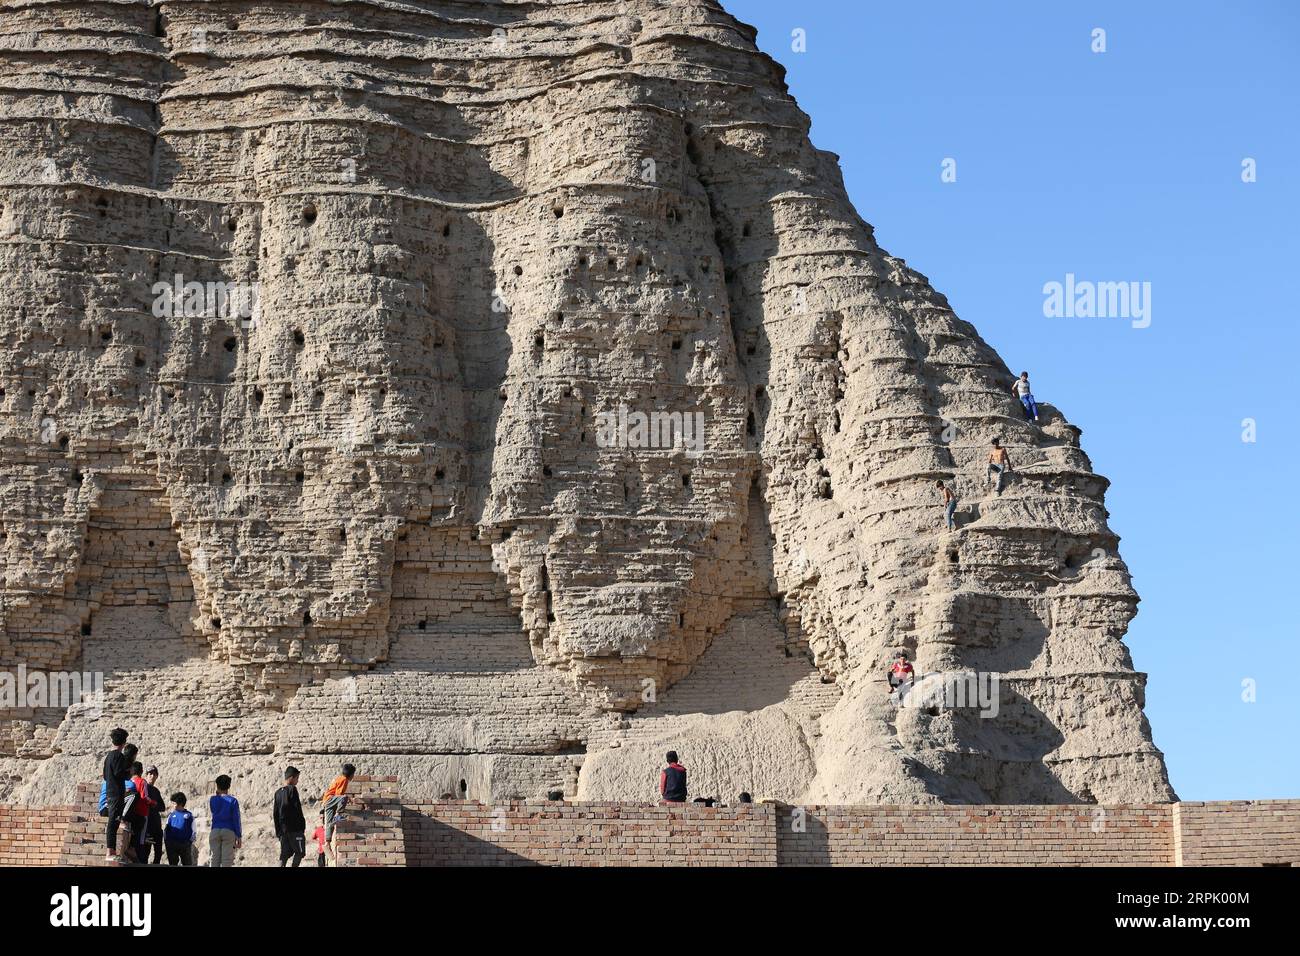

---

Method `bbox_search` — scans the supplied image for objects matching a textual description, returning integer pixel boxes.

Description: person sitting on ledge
[660,751,687,804]
[888,652,915,696]
[1012,371,1039,423]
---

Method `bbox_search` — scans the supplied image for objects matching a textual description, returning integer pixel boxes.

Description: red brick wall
[1175,801,1300,866]
[776,805,1173,866]
[7,785,1299,868]
[403,801,778,866]
[334,776,406,867]
[0,804,74,866]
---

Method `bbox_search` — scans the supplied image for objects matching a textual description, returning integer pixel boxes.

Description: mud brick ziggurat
[0,0,1289,866]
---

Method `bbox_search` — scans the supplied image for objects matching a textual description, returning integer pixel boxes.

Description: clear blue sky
[728,0,1300,800]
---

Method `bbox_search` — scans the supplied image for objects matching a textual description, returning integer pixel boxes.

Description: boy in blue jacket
[164,792,195,866]
[208,775,241,867]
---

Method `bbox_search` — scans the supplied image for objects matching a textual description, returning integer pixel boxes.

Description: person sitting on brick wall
[660,751,687,804]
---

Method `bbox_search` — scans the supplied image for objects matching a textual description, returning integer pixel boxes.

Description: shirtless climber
[937,479,957,530]
[888,652,915,697]
[987,438,1010,493]
[1012,371,1039,423]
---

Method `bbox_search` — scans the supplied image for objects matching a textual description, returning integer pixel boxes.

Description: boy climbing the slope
[987,438,1011,493]
[937,479,957,530]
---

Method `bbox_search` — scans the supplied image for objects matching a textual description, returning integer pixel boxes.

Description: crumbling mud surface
[0,0,1173,863]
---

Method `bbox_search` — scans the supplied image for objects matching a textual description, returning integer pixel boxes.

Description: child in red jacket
[125,761,154,863]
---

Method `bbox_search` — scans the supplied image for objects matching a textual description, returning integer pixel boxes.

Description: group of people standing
[101,727,355,867]
[935,371,1040,531]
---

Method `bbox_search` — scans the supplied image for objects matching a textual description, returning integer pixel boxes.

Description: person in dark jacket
[659,751,687,804]
[142,766,164,865]
[102,729,134,862]
[273,766,307,867]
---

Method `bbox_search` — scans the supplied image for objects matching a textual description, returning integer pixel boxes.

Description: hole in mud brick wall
[948,550,959,564]
[742,222,752,237]
[134,352,146,367]
[301,204,317,225]
[253,388,263,406]
[227,218,237,231]
[417,620,427,631]
[678,613,685,628]
[99,326,112,343]
[211,617,221,630]
[435,468,445,480]
[543,465,553,478]
[81,622,92,636]
[671,337,682,350]
[293,329,305,347]
[513,265,523,276]
[577,254,588,267]
[224,337,237,352]
[339,528,347,542]
[71,470,83,486]
[294,471,304,483]
[459,779,467,795]
[442,222,451,237]
[553,205,564,219]
[682,473,691,488]
[58,434,69,450]
[746,411,756,436]
[221,471,232,485]
[303,611,312,626]
[534,333,544,350]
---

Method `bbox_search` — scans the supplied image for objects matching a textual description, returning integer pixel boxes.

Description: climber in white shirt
[1012,371,1039,423]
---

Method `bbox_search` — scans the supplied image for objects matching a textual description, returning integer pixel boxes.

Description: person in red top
[888,652,915,696]
[126,761,155,863]
[313,811,327,867]
[659,751,687,804]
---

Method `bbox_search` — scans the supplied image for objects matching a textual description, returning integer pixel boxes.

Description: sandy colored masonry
[7,778,1298,867]
[2,1,1173,864]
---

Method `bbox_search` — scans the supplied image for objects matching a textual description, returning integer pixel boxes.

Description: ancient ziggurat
[0,0,1175,855]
